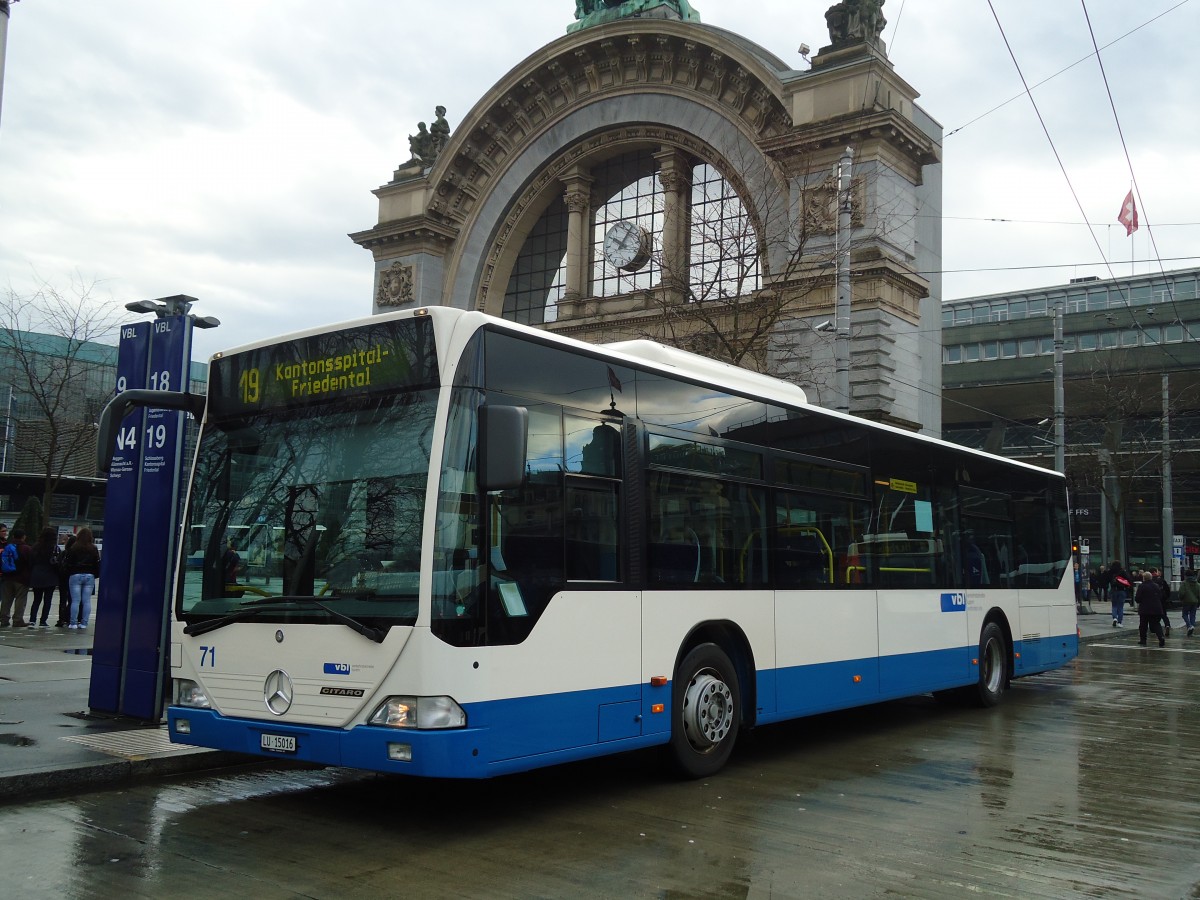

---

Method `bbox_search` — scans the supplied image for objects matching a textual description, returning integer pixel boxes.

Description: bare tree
[1065,352,1200,562]
[609,147,912,408]
[0,277,124,517]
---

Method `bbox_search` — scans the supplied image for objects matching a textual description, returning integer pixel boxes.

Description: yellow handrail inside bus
[740,525,834,584]
[844,565,933,581]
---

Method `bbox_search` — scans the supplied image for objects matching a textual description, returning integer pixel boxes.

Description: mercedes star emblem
[264,669,294,716]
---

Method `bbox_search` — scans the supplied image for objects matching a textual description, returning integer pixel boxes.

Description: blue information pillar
[90,315,193,720]
[89,322,151,713]
[124,316,192,719]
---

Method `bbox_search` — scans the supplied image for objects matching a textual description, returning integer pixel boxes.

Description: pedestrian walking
[1106,560,1130,627]
[1135,571,1166,647]
[26,527,60,627]
[62,527,100,631]
[1179,569,1199,637]
[1150,566,1171,636]
[0,528,34,627]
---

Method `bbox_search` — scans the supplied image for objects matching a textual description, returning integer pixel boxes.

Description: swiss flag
[1118,189,1138,236]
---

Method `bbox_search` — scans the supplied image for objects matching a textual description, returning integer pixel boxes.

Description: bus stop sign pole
[90,295,206,720]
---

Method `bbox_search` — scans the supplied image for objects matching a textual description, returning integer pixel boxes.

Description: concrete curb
[0,750,265,805]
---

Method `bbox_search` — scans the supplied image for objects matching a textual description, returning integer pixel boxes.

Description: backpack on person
[0,543,17,575]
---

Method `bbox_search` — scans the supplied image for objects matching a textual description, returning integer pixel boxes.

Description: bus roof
[208,305,1064,481]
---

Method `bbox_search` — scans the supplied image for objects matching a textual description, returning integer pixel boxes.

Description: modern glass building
[941,265,1200,573]
[0,329,208,537]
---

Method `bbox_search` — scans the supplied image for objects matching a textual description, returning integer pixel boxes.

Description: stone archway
[351,14,944,433]
[353,20,792,316]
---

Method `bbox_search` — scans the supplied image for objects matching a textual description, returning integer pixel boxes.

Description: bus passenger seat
[649,540,700,584]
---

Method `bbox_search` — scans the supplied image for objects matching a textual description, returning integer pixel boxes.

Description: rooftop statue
[430,105,451,156]
[407,106,452,166]
[825,0,886,48]
[570,0,700,33]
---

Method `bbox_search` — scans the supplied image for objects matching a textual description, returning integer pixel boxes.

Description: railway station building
[351,0,944,435]
[942,266,1200,573]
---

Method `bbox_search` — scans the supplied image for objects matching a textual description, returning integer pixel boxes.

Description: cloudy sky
[1,0,1196,359]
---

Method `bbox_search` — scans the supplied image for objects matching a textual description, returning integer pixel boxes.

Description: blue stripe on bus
[167,631,1078,778]
[1013,631,1079,674]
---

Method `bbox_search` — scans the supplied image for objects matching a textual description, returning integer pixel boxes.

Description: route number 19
[239,368,260,404]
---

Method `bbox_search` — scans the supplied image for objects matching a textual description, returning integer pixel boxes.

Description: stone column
[561,169,594,303]
[654,148,691,304]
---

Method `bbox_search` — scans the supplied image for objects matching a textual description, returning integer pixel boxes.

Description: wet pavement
[0,600,1155,803]
[0,605,1197,898]
[0,615,254,802]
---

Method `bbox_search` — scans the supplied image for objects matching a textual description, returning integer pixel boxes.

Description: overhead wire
[919,257,1200,276]
[934,215,1200,227]
[796,3,1195,431]
[984,0,1187,368]
[1080,0,1195,345]
[945,0,1191,140]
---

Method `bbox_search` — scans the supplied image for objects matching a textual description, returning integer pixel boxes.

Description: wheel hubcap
[682,670,734,750]
[982,636,1003,693]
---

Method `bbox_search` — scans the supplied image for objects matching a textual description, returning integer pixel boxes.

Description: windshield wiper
[183,595,385,642]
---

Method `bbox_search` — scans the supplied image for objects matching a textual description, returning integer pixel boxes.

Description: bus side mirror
[478,404,528,491]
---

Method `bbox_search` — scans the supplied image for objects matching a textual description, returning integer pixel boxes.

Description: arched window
[502,149,761,324]
[502,196,568,326]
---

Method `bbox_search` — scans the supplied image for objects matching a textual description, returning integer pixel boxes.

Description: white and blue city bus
[104,306,1076,779]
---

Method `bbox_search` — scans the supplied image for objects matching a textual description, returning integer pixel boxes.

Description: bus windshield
[179,315,438,630]
[178,390,437,627]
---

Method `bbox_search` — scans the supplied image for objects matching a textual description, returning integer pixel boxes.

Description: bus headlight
[368,695,466,729]
[173,678,212,709]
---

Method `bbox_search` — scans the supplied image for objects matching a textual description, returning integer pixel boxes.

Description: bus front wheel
[669,643,740,778]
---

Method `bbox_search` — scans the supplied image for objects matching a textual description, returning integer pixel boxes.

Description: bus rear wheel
[933,622,1009,708]
[669,643,740,778]
[971,622,1009,707]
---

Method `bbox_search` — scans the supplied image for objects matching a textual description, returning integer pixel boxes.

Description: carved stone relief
[800,174,866,235]
[376,262,415,308]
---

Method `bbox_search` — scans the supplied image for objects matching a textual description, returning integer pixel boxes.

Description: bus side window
[774,526,832,587]
[648,472,765,587]
[774,490,867,588]
[958,485,1014,588]
[649,492,700,585]
[565,480,620,581]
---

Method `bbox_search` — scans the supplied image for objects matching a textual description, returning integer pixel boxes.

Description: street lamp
[1051,299,1065,474]
[834,147,853,416]
[1036,373,1065,475]
[1027,418,1059,455]
[124,295,220,328]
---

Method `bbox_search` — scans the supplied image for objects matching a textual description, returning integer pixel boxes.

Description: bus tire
[970,622,1008,708]
[669,643,741,778]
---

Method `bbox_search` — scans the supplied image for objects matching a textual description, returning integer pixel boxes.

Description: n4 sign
[115,423,169,451]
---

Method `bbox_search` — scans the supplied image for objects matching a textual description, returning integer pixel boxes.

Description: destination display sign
[209,317,438,418]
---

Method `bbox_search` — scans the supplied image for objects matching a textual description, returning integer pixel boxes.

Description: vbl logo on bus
[940,592,966,613]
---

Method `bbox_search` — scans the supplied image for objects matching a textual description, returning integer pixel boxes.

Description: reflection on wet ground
[1,640,1198,898]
